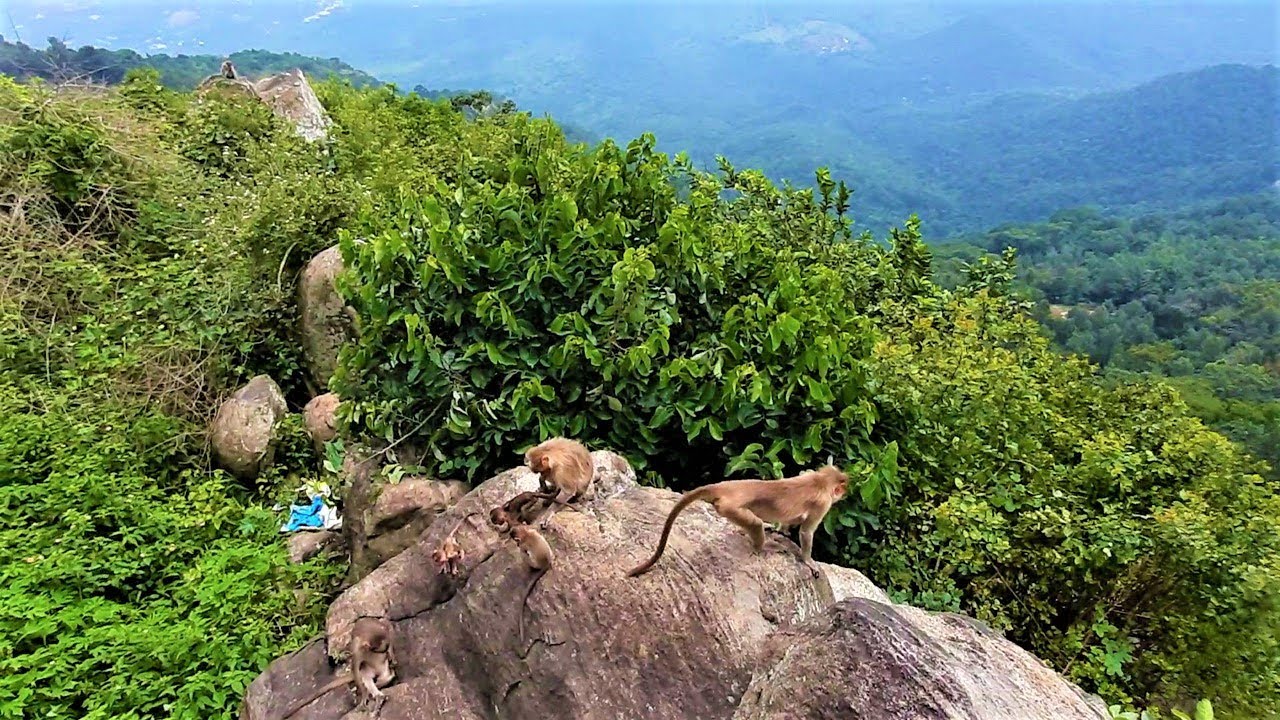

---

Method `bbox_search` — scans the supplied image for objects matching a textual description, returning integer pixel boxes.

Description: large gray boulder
[241,451,1108,720]
[209,375,287,480]
[297,246,355,394]
[253,68,332,141]
[734,599,1109,720]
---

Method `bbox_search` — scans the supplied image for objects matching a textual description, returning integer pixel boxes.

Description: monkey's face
[490,508,513,533]
[824,466,849,499]
[525,449,549,473]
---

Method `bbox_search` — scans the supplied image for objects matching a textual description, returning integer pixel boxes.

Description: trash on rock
[280,481,343,532]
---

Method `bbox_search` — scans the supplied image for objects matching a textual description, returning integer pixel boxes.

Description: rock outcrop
[287,530,345,564]
[819,561,893,604]
[358,476,470,577]
[254,69,332,142]
[298,246,354,395]
[195,65,331,142]
[242,452,1108,720]
[336,447,472,582]
[734,599,1108,720]
[302,392,340,452]
[209,375,287,480]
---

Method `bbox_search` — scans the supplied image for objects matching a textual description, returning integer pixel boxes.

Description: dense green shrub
[333,130,890,484]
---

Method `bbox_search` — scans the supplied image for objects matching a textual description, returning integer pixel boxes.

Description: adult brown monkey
[626,465,848,578]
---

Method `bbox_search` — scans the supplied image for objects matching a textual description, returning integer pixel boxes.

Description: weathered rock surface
[298,246,354,395]
[287,529,345,564]
[243,451,833,720]
[243,451,1108,720]
[336,444,472,580]
[209,375,287,480]
[302,393,340,452]
[254,69,332,141]
[819,561,893,605]
[361,476,471,574]
[733,598,1108,720]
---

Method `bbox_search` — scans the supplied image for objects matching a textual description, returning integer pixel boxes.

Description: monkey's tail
[279,675,349,720]
[625,486,713,578]
[519,569,546,645]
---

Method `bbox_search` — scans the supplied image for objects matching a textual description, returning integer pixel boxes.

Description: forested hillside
[731,63,1279,233]
[937,194,1280,475]
[1,70,1277,719]
[0,36,380,88]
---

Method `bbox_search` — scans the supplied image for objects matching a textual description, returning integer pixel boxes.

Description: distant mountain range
[6,1,1276,234]
[0,37,379,89]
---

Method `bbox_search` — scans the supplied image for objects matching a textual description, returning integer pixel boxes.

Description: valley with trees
[1,1,1278,719]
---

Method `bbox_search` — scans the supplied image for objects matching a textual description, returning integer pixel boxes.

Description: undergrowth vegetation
[0,74,344,719]
[0,69,1277,719]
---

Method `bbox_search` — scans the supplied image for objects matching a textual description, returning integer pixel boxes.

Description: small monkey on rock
[431,531,464,577]
[489,490,556,535]
[280,616,396,719]
[626,464,848,578]
[511,524,554,645]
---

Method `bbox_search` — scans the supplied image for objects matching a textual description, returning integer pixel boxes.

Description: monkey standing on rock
[279,616,396,719]
[626,464,849,579]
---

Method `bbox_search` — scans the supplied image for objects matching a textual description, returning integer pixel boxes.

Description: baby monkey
[431,532,464,577]
[280,616,396,719]
[511,524,554,645]
[626,465,848,578]
[489,490,556,535]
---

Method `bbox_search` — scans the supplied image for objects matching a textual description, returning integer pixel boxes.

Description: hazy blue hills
[713,63,1279,234]
[5,1,1276,234]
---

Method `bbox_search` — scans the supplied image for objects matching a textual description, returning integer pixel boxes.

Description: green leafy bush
[333,129,892,484]
[0,379,338,720]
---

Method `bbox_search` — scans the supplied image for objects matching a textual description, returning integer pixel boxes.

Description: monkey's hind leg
[717,505,768,553]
